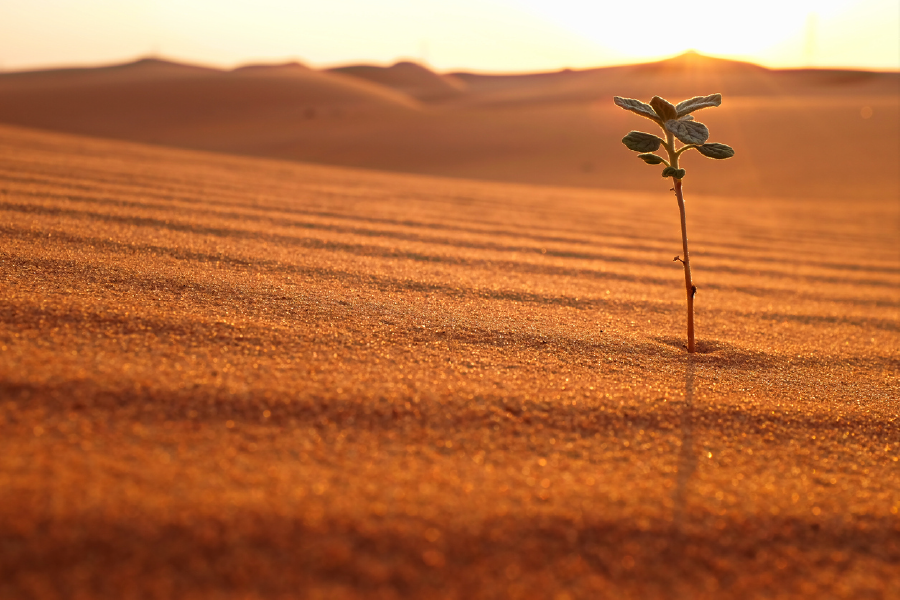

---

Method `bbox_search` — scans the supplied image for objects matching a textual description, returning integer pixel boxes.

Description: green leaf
[613,97,660,122]
[637,153,665,165]
[676,93,722,117]
[650,96,677,121]
[662,167,686,179]
[622,131,664,152]
[696,142,735,159]
[665,119,709,145]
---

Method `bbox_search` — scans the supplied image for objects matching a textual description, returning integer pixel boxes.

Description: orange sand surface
[1,123,898,599]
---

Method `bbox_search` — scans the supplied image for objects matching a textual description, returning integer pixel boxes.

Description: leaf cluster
[614,94,734,179]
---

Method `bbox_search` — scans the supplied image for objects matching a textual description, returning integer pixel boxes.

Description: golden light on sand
[0,0,898,595]
[1,115,898,595]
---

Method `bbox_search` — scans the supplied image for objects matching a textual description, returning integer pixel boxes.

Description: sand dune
[0,57,419,149]
[451,52,898,106]
[1,124,898,598]
[0,57,420,109]
[0,57,217,87]
[330,61,467,101]
[0,53,895,201]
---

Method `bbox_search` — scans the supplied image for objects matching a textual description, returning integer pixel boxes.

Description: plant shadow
[651,336,771,370]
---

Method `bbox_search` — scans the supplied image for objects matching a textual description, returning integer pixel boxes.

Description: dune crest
[232,61,311,74]
[330,60,467,102]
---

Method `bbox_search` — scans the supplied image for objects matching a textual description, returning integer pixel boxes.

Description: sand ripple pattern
[1,125,898,599]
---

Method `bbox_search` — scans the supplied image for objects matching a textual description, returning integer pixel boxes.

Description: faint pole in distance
[804,12,818,67]
[420,40,430,66]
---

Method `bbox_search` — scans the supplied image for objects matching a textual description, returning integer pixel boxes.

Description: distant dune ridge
[0,52,896,200]
[328,61,467,102]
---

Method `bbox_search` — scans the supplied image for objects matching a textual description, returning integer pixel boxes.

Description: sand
[1,121,898,599]
[0,54,897,201]
[328,62,467,102]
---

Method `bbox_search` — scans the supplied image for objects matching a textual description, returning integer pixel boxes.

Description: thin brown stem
[674,179,695,353]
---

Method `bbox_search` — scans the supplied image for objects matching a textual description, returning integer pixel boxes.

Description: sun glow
[508,0,899,69]
[0,0,896,72]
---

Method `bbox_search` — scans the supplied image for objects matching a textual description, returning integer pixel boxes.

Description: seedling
[613,94,734,353]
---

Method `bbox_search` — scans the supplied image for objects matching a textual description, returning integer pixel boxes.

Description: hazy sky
[1,0,898,72]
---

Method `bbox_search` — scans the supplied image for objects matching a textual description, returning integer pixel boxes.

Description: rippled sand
[1,125,898,599]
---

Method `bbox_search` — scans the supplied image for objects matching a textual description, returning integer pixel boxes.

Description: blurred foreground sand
[0,124,898,599]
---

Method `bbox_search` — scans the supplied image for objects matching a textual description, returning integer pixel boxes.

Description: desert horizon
[8,47,900,76]
[1,34,899,600]
[1,51,897,201]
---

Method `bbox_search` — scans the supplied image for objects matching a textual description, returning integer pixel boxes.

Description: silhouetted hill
[449,52,898,106]
[231,61,311,74]
[0,56,419,148]
[329,61,466,102]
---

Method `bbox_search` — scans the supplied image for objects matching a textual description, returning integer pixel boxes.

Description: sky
[1,0,898,73]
